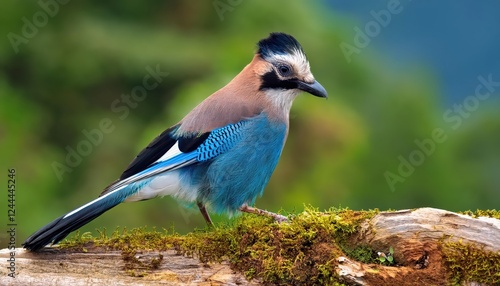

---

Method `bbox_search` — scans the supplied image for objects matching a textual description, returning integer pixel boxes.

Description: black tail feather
[22,195,123,251]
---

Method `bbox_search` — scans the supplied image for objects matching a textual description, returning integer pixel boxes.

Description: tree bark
[1,207,499,286]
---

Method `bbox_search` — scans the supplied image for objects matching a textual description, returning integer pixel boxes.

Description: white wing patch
[156,141,183,163]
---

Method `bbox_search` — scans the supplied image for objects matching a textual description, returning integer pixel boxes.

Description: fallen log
[1,207,499,285]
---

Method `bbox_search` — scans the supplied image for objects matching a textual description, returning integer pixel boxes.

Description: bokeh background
[1,1,499,248]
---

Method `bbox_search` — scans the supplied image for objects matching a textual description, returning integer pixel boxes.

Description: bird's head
[256,32,327,104]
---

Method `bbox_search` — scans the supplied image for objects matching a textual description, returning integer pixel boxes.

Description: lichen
[441,240,500,285]
[60,206,378,284]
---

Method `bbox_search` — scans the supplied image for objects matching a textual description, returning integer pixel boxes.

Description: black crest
[257,32,305,60]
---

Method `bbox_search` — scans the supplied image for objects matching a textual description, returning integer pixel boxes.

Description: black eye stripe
[259,70,298,91]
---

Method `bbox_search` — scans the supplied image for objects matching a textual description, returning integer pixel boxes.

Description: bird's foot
[239,205,289,223]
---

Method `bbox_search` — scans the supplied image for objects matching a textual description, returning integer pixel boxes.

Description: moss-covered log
[1,207,499,285]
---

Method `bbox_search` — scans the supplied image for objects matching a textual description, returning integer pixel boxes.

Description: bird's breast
[201,113,288,213]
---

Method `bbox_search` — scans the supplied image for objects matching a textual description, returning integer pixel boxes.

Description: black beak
[297,80,328,98]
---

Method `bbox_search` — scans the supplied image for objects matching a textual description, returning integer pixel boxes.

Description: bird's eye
[277,65,292,77]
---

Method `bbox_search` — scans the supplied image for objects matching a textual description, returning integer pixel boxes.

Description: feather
[119,125,180,180]
[23,182,144,251]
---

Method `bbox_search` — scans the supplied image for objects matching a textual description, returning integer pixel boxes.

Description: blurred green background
[1,1,499,248]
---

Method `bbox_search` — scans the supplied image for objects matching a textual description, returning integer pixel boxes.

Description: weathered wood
[341,208,500,285]
[0,248,258,285]
[356,208,500,253]
[1,208,499,285]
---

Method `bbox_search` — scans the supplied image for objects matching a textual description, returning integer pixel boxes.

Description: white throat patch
[264,88,300,120]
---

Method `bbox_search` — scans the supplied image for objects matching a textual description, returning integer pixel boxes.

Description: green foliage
[377,246,395,265]
[1,0,499,248]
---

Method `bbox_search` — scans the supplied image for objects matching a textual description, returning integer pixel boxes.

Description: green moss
[347,245,378,264]
[460,209,500,219]
[441,240,500,285]
[447,209,500,284]
[60,206,379,284]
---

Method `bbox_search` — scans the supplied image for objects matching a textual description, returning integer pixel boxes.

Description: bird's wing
[101,120,248,195]
[119,125,183,180]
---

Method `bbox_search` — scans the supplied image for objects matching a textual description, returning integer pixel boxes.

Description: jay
[23,32,327,251]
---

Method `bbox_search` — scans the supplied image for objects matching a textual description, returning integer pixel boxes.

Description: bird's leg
[239,204,288,223]
[197,201,214,227]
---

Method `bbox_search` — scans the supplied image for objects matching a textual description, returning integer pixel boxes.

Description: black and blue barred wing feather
[23,120,249,251]
[196,121,245,162]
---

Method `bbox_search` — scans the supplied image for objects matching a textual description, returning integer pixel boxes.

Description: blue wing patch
[196,121,246,162]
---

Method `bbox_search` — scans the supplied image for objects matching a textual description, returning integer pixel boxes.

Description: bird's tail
[23,184,134,251]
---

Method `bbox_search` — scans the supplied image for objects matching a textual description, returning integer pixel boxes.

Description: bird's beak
[297,80,328,98]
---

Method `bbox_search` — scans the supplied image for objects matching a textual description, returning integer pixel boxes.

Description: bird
[23,32,327,251]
